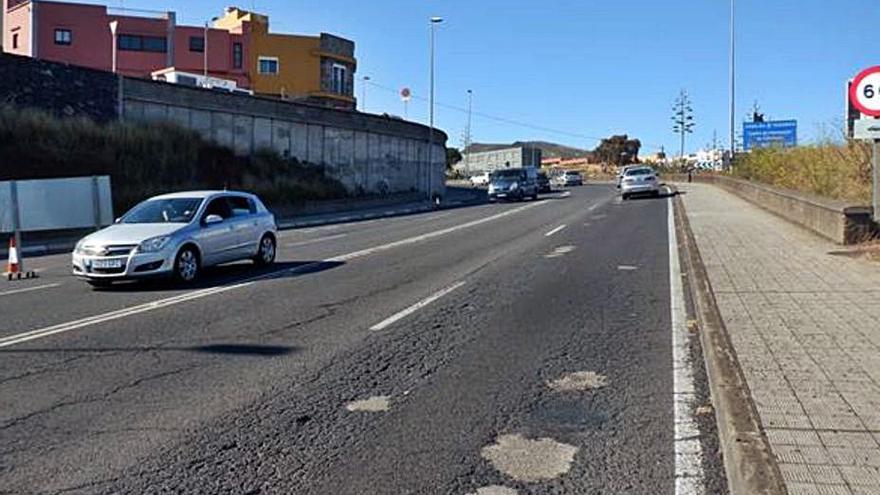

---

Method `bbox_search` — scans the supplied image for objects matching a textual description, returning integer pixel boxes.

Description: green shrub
[733,141,872,203]
[0,106,347,212]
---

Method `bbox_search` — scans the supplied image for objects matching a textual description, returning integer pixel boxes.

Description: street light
[729,0,736,162]
[465,89,473,173]
[427,16,443,202]
[203,16,218,86]
[361,75,371,112]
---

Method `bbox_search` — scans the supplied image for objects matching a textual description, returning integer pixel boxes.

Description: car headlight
[509,182,519,190]
[137,236,172,253]
[74,239,85,253]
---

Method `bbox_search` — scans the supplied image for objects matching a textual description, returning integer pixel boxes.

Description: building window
[118,34,167,53]
[189,36,204,52]
[331,63,347,94]
[12,33,19,49]
[54,29,72,45]
[232,42,243,69]
[258,56,278,75]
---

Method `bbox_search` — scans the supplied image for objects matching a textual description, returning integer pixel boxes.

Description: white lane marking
[331,201,544,263]
[345,395,390,412]
[369,281,465,331]
[617,265,638,271]
[284,233,347,247]
[544,245,576,259]
[1,203,542,349]
[544,225,567,237]
[669,195,706,494]
[0,283,62,297]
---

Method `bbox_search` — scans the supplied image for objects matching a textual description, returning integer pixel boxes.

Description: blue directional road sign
[743,120,798,150]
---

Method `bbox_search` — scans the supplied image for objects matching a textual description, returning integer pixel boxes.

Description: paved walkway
[680,183,880,495]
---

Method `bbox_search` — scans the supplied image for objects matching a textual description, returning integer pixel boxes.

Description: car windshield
[625,168,653,176]
[121,198,203,224]
[493,170,522,179]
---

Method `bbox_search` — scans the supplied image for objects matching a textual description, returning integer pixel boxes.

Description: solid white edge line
[0,201,546,349]
[544,225,567,237]
[0,283,62,297]
[669,195,706,494]
[369,281,466,331]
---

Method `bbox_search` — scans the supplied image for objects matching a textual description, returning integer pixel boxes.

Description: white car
[72,191,278,287]
[620,167,661,200]
[470,172,491,187]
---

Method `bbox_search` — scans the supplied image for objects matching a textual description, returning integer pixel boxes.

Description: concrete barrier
[685,174,877,245]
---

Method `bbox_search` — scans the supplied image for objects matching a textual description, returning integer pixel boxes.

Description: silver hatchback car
[72,191,278,287]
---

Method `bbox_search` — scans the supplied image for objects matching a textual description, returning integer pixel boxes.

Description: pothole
[547,371,608,392]
[344,395,390,412]
[481,433,579,482]
[466,485,519,495]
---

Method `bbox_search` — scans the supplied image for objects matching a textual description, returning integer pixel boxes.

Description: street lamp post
[465,89,472,173]
[427,16,443,203]
[729,0,736,163]
[203,21,209,83]
[361,76,370,112]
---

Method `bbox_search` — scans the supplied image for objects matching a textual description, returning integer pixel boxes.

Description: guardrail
[683,174,877,245]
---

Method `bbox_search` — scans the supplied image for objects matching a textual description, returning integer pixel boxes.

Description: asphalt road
[0,185,721,494]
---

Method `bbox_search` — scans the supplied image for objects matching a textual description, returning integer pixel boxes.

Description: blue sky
[138,0,876,153]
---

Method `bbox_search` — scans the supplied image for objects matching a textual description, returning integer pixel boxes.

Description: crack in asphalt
[0,365,199,432]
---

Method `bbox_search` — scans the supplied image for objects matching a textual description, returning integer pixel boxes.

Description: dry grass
[733,142,872,204]
[0,106,346,211]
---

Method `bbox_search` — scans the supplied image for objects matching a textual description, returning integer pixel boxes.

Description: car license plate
[91,259,123,269]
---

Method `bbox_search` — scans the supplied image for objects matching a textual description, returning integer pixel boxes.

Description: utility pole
[427,17,443,202]
[360,76,370,112]
[672,89,695,162]
[203,21,209,83]
[729,0,736,162]
[464,89,473,173]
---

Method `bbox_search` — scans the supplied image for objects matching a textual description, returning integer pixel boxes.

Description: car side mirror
[114,217,121,224]
[204,214,224,226]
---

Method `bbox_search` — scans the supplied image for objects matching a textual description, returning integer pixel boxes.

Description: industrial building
[457,146,543,175]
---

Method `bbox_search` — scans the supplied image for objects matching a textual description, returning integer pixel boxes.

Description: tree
[446,147,462,171]
[672,89,695,160]
[593,135,641,171]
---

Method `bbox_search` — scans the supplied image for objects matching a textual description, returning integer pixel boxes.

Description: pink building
[2,0,250,88]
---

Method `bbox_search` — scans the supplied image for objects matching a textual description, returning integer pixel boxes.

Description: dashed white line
[544,225,567,237]
[284,233,348,247]
[369,281,466,331]
[0,283,62,297]
[0,201,544,349]
[669,195,706,494]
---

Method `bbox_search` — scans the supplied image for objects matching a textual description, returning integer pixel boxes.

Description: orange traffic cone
[6,236,21,280]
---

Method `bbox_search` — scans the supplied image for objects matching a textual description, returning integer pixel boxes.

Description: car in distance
[620,167,661,200]
[72,191,278,287]
[617,165,637,188]
[470,172,491,187]
[488,167,539,201]
[554,170,583,187]
[537,171,552,193]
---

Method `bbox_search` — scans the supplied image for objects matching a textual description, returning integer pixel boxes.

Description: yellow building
[214,7,356,109]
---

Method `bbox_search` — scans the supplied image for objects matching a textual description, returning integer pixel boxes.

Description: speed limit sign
[850,66,880,117]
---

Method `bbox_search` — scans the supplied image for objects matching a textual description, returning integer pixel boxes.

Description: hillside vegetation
[733,141,872,204]
[0,106,347,212]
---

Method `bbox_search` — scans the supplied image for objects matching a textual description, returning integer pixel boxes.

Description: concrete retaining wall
[121,78,447,198]
[691,175,876,245]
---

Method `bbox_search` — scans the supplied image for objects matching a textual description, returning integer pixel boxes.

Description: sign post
[850,66,880,223]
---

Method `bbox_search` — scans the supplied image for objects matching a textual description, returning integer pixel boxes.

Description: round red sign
[850,66,880,117]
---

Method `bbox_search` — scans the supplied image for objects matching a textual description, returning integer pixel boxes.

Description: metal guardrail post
[92,176,102,230]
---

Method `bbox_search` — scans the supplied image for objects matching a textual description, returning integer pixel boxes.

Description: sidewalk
[680,183,880,494]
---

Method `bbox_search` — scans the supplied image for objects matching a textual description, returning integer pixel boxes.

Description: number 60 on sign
[850,66,880,117]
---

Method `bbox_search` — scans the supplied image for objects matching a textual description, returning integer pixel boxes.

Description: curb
[672,191,787,495]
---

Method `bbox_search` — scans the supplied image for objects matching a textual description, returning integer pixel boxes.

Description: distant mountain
[464,141,592,160]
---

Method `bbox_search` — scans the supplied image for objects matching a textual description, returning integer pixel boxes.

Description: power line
[365,80,608,146]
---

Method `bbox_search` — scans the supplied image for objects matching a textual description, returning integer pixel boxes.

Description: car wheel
[86,279,113,288]
[174,246,200,283]
[532,191,539,200]
[622,193,629,201]
[254,234,276,267]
